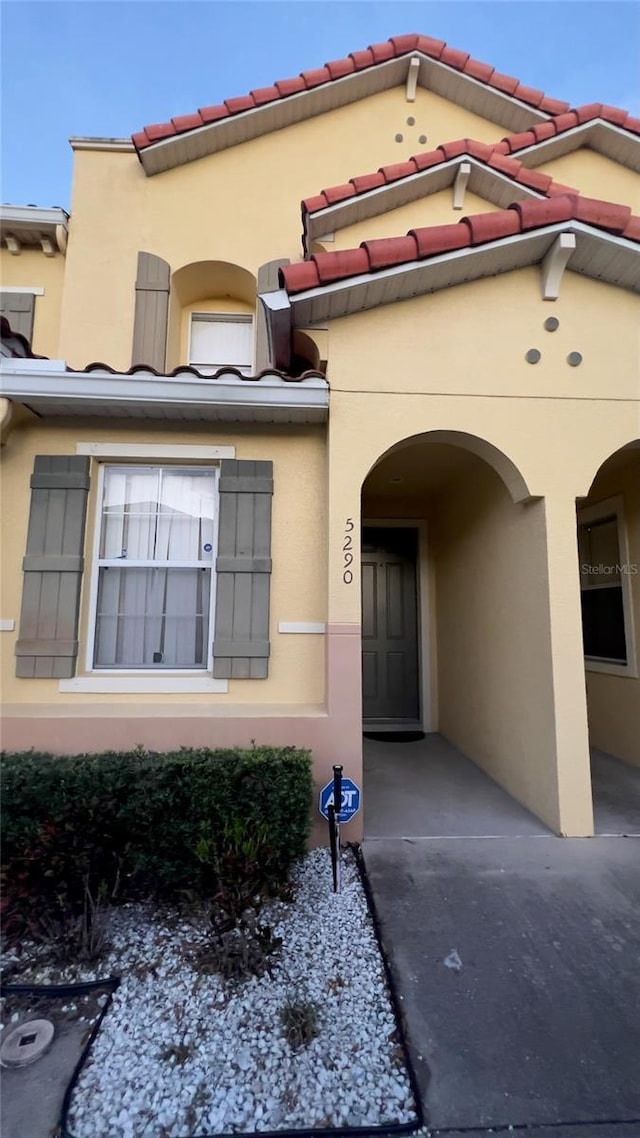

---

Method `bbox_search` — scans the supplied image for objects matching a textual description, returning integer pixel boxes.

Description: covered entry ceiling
[363,441,483,503]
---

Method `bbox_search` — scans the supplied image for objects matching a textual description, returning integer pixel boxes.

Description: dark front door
[361,527,419,722]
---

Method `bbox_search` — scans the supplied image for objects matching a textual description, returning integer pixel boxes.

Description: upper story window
[189,313,253,375]
[91,465,217,671]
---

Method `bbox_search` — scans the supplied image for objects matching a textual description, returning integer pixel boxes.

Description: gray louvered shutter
[0,292,35,340]
[256,259,289,371]
[131,252,170,370]
[213,460,273,679]
[15,456,90,679]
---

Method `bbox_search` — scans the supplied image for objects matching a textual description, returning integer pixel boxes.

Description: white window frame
[188,312,254,375]
[60,456,228,694]
[577,495,638,679]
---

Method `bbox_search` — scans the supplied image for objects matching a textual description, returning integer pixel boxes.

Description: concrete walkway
[591,749,640,835]
[362,735,640,1135]
[363,734,550,838]
[364,735,640,838]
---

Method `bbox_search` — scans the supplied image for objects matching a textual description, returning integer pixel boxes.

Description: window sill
[584,658,638,679]
[58,675,229,694]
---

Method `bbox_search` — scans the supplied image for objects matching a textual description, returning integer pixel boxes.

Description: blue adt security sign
[319,777,361,823]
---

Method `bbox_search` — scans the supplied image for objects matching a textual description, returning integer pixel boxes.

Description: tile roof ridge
[281,192,640,293]
[302,112,640,216]
[132,32,583,152]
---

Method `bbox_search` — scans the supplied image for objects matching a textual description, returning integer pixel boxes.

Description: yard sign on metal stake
[319,765,361,894]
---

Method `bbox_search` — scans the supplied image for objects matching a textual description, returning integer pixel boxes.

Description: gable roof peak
[132,32,582,174]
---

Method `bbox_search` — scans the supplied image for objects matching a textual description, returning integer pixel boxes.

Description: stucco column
[324,426,364,841]
[543,494,594,836]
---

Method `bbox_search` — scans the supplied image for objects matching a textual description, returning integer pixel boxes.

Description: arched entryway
[577,441,640,834]
[360,431,571,838]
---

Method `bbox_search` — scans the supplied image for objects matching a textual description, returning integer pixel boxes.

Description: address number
[343,518,355,584]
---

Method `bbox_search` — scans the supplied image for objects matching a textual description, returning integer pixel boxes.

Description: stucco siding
[0,420,327,708]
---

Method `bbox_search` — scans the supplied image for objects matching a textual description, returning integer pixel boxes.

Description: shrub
[280,997,320,1048]
[1,746,312,948]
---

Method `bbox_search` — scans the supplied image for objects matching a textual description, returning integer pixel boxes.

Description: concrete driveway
[363,736,640,1135]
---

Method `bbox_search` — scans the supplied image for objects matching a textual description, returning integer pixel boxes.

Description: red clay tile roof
[73,363,321,382]
[131,32,592,151]
[302,111,640,216]
[280,194,640,294]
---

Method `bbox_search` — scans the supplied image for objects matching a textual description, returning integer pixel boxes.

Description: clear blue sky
[2,1,639,210]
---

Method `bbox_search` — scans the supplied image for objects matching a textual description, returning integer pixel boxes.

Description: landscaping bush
[0,746,312,947]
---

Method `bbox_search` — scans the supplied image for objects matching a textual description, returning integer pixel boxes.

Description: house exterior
[1,33,639,843]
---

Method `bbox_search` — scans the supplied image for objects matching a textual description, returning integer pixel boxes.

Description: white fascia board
[0,206,69,226]
[141,58,407,163]
[0,362,328,415]
[305,156,542,243]
[515,120,640,167]
[289,221,640,318]
[141,54,549,174]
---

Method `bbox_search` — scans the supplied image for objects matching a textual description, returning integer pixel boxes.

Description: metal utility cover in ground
[0,1020,54,1068]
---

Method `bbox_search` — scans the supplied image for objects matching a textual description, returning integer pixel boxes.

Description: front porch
[363,734,640,839]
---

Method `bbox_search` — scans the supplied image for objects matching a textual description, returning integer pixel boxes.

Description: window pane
[190,315,253,371]
[578,516,621,586]
[101,467,159,560]
[100,467,215,563]
[95,567,211,668]
[157,470,215,562]
[580,585,627,663]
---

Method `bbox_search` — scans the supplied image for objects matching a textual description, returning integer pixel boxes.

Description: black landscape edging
[1,976,121,1138]
[5,846,425,1138]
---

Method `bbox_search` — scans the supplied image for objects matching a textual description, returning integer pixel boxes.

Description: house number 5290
[343,518,355,584]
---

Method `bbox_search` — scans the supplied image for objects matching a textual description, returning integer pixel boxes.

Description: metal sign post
[332,764,342,893]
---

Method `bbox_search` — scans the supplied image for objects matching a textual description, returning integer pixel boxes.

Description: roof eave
[288,222,640,324]
[137,54,550,176]
[0,206,69,256]
[515,120,640,172]
[0,360,329,424]
[303,156,545,252]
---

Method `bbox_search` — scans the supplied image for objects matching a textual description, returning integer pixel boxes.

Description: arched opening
[577,441,640,834]
[360,431,560,838]
[289,329,323,377]
[167,260,257,373]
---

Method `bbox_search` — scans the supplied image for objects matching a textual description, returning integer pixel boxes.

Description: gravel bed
[2,847,419,1137]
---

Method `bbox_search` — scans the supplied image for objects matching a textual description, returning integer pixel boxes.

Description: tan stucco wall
[55,85,514,373]
[538,149,640,212]
[318,267,639,834]
[0,249,65,358]
[0,420,327,710]
[583,453,640,766]
[325,268,640,405]
[432,462,562,828]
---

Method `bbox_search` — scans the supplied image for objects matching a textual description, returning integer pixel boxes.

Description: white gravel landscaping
[2,847,419,1137]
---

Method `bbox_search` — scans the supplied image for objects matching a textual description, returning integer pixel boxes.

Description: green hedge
[1,746,313,927]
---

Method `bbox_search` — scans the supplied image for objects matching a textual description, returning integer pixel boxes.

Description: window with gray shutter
[213,459,273,679]
[15,456,90,678]
[131,252,170,371]
[0,292,35,341]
